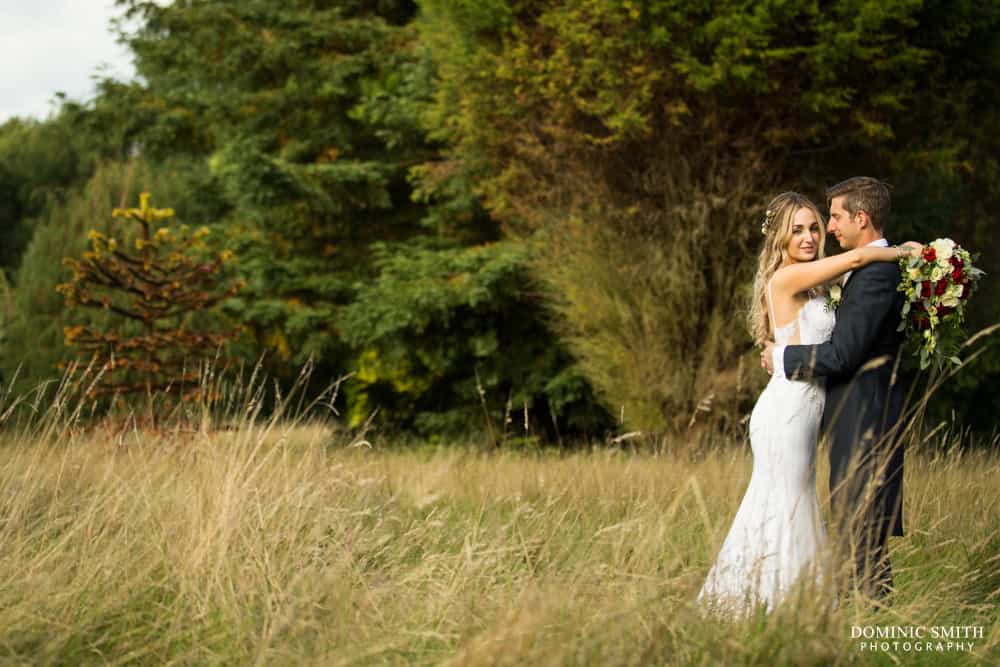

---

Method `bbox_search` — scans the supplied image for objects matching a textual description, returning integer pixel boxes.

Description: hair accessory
[761,208,776,235]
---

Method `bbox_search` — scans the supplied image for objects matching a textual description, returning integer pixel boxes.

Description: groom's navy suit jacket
[783,261,906,538]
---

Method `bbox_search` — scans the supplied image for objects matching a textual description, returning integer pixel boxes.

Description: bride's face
[785,207,822,263]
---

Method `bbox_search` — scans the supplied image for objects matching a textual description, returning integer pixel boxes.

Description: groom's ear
[855,209,871,229]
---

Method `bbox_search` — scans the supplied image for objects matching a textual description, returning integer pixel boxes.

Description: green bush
[341,239,610,440]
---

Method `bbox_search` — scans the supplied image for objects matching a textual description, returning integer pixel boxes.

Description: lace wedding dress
[697,285,836,615]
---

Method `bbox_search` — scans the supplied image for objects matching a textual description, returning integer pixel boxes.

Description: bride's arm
[772,243,922,294]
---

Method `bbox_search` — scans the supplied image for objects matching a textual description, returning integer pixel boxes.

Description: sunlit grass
[0,371,996,664]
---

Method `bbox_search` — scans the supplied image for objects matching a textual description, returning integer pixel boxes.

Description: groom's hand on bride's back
[761,341,775,375]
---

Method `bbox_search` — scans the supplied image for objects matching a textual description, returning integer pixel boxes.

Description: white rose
[947,283,962,299]
[941,296,960,308]
[931,238,955,261]
[830,284,842,300]
[908,267,922,280]
[931,267,944,281]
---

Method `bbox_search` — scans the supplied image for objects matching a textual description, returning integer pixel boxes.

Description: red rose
[914,300,927,312]
[951,268,964,282]
[923,247,937,262]
[935,279,948,296]
[950,256,964,270]
[916,316,931,330]
[960,284,971,300]
[921,281,933,298]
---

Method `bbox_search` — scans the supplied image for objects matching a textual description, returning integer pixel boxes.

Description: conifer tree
[58,192,242,400]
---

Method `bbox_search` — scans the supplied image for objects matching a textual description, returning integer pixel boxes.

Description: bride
[697,192,920,615]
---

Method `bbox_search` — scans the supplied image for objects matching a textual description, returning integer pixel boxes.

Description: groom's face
[827,196,860,249]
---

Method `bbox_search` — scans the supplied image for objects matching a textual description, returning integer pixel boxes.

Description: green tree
[340,239,607,439]
[101,0,609,436]
[1,161,219,400]
[0,114,99,274]
[58,192,242,401]
[417,0,1000,434]
[109,0,428,381]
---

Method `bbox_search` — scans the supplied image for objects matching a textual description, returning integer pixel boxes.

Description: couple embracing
[698,177,921,615]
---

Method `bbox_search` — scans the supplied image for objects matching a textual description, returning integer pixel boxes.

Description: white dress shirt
[771,238,888,380]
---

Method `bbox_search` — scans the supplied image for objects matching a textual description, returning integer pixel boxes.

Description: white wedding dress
[697,285,836,615]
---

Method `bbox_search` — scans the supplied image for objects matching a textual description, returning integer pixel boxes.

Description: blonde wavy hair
[748,192,827,347]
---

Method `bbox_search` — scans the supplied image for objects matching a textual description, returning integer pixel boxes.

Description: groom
[762,176,907,603]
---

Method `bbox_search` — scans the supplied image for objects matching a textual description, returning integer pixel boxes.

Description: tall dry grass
[0,369,996,665]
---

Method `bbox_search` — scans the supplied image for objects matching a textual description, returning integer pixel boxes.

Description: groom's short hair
[826,177,891,230]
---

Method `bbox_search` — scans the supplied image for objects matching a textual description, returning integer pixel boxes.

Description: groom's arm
[774,264,900,381]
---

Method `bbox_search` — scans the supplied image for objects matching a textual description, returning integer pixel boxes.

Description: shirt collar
[842,238,889,287]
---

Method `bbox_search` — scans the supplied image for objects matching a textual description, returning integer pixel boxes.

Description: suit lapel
[843,240,890,289]
[841,268,858,298]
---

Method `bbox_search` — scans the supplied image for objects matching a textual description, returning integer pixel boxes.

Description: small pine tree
[57,192,243,402]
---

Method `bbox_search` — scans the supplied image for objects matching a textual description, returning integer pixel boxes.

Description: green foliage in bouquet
[57,193,243,400]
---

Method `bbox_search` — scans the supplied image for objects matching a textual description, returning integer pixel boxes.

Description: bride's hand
[760,341,775,375]
[897,242,924,258]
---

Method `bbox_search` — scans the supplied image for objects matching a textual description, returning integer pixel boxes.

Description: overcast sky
[0,0,136,123]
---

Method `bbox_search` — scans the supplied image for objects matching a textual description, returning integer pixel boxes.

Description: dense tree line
[1,0,998,438]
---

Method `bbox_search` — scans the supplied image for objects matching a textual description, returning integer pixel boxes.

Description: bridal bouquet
[898,238,984,369]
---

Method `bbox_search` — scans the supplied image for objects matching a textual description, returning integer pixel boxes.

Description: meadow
[3,3,999,664]
[0,380,996,666]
